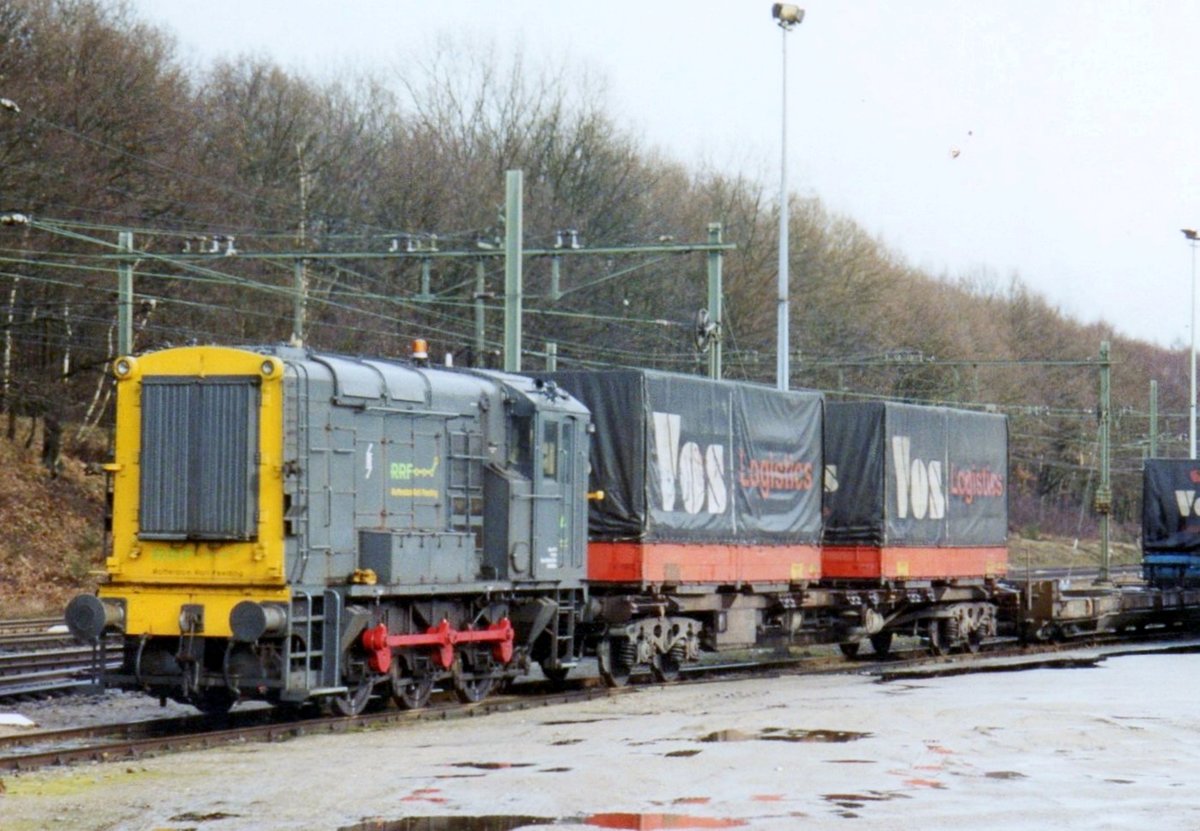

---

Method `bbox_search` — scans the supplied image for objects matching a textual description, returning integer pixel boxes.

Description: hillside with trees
[0,0,1188,596]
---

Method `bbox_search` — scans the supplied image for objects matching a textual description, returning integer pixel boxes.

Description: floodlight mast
[772,4,803,390]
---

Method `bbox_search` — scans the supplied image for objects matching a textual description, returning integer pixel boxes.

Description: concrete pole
[1149,379,1158,458]
[1097,341,1112,584]
[117,231,133,356]
[503,170,523,372]
[707,223,723,380]
[474,259,486,367]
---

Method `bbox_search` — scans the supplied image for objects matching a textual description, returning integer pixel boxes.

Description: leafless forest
[0,0,1188,543]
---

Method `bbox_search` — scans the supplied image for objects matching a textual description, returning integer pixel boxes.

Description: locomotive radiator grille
[139,376,261,541]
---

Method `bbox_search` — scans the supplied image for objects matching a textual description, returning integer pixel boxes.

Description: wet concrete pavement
[3,651,1199,829]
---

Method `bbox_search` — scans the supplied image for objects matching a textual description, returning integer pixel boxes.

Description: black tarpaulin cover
[823,401,1008,546]
[548,370,823,544]
[1142,459,1200,552]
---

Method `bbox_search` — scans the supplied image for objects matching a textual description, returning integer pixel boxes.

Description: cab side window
[541,420,558,479]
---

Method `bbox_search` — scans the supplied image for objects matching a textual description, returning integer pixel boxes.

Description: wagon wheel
[927,620,949,656]
[837,641,861,659]
[453,649,496,704]
[964,628,983,654]
[869,630,894,657]
[651,644,684,683]
[331,676,375,717]
[597,637,634,687]
[391,665,435,710]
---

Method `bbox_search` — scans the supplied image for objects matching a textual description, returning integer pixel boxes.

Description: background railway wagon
[822,401,1009,581]
[1142,458,1200,587]
[550,369,823,652]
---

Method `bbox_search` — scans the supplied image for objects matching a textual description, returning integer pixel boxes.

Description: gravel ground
[2,653,1199,830]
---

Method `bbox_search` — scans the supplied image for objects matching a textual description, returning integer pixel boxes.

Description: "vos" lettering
[891,436,945,520]
[651,411,727,515]
[1175,490,1200,517]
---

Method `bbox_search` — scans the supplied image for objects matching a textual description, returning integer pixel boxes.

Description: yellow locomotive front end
[67,346,289,710]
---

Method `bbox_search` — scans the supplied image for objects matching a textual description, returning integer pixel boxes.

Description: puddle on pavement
[822,791,911,809]
[339,817,553,831]
[665,749,703,758]
[552,739,584,746]
[169,812,240,822]
[340,815,747,831]
[449,763,536,771]
[984,771,1027,780]
[699,728,870,744]
[541,718,614,726]
[583,815,746,829]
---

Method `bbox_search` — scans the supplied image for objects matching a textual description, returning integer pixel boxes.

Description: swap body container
[822,401,1008,580]
[548,370,824,587]
[1142,458,1200,584]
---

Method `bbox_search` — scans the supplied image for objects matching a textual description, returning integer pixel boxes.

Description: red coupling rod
[362,618,514,674]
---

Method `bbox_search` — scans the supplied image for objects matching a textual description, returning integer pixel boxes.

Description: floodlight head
[0,98,19,114]
[772,4,804,28]
[1183,228,1199,241]
[0,212,30,226]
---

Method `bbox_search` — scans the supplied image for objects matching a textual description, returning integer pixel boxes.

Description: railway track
[0,616,119,699]
[6,632,1198,774]
[0,684,624,772]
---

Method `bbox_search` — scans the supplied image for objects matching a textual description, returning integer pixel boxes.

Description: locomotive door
[530,413,578,580]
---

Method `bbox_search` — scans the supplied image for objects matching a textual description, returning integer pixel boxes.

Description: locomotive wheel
[454,649,497,704]
[453,673,495,704]
[837,641,861,659]
[331,677,374,717]
[597,638,633,687]
[391,671,435,710]
[193,688,236,715]
[539,662,572,687]
[869,631,894,657]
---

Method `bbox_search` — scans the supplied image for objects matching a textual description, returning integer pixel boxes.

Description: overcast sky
[129,0,1200,349]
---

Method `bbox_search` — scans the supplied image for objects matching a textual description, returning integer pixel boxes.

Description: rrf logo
[651,412,727,514]
[892,436,946,520]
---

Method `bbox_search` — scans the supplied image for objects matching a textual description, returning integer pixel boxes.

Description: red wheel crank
[362,617,514,674]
